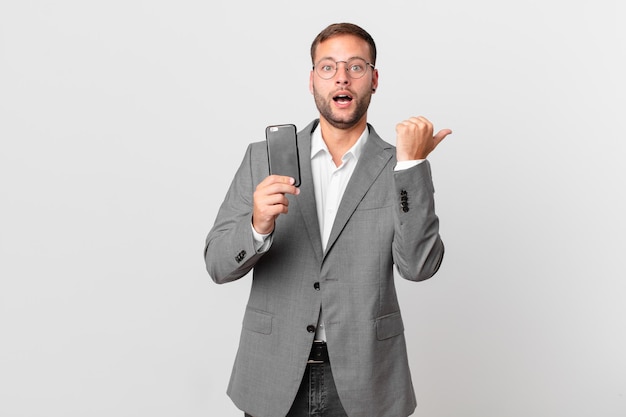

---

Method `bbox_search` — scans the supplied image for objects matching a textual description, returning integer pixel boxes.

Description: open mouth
[333,93,353,104]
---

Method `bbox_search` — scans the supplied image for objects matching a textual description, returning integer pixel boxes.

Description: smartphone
[265,124,301,187]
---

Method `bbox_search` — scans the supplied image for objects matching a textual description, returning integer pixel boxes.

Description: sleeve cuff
[394,159,425,171]
[251,224,273,252]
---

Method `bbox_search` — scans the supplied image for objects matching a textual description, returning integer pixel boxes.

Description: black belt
[307,341,329,364]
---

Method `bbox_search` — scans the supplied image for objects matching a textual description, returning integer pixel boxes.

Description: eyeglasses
[313,58,375,80]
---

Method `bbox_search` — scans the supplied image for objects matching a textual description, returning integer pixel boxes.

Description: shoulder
[367,123,395,151]
[365,123,396,165]
[243,140,268,161]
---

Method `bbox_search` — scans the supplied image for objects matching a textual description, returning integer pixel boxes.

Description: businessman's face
[309,34,378,130]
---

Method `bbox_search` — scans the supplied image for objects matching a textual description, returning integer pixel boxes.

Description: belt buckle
[307,341,326,364]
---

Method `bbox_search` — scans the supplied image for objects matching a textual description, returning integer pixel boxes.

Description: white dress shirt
[310,125,369,340]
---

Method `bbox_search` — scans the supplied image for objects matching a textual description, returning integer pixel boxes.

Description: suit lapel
[292,121,324,263]
[324,125,393,258]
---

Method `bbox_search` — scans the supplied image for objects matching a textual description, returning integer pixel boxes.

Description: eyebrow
[316,55,367,62]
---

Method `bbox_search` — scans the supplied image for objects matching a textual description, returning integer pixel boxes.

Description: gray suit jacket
[205,120,444,417]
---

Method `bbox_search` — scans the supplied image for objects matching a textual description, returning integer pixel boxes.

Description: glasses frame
[312,58,375,80]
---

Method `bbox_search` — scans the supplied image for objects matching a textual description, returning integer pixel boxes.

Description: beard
[312,86,372,130]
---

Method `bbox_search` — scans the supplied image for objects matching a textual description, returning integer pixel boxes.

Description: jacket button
[313,282,320,290]
[307,325,316,333]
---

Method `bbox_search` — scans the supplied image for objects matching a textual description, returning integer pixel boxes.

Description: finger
[257,176,300,196]
[402,117,433,134]
[398,118,421,128]
[408,116,431,126]
[396,119,425,135]
[257,190,289,204]
[254,195,290,222]
[265,182,300,197]
[260,175,297,187]
[396,121,412,132]
[433,129,453,146]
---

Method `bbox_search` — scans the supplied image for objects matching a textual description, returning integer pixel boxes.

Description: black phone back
[265,124,301,187]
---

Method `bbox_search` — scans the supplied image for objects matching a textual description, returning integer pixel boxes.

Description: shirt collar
[310,124,369,162]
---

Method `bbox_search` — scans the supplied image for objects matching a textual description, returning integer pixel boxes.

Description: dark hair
[310,23,377,65]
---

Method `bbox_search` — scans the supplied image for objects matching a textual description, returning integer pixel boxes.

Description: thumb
[433,129,453,147]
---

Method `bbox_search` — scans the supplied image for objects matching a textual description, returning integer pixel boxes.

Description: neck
[318,116,367,166]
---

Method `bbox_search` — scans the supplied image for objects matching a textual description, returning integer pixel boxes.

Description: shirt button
[307,325,316,333]
[314,282,320,290]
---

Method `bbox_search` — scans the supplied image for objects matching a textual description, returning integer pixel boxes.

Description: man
[205,22,451,417]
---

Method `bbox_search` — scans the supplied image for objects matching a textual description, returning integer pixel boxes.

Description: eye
[349,64,363,72]
[317,60,336,73]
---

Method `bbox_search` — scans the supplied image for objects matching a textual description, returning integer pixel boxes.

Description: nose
[334,62,350,86]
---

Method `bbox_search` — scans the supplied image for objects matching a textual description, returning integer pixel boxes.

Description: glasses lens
[315,59,337,79]
[346,58,367,79]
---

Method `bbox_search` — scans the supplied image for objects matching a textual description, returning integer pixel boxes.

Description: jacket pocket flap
[376,312,404,340]
[243,308,273,335]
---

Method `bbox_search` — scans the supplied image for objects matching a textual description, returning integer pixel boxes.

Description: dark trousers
[245,343,348,417]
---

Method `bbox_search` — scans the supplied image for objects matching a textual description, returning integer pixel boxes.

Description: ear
[371,68,379,93]
[309,71,314,95]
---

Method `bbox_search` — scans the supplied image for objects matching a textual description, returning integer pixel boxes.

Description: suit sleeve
[204,144,267,284]
[392,160,445,281]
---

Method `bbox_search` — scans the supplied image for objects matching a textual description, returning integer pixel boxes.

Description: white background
[1,1,624,416]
